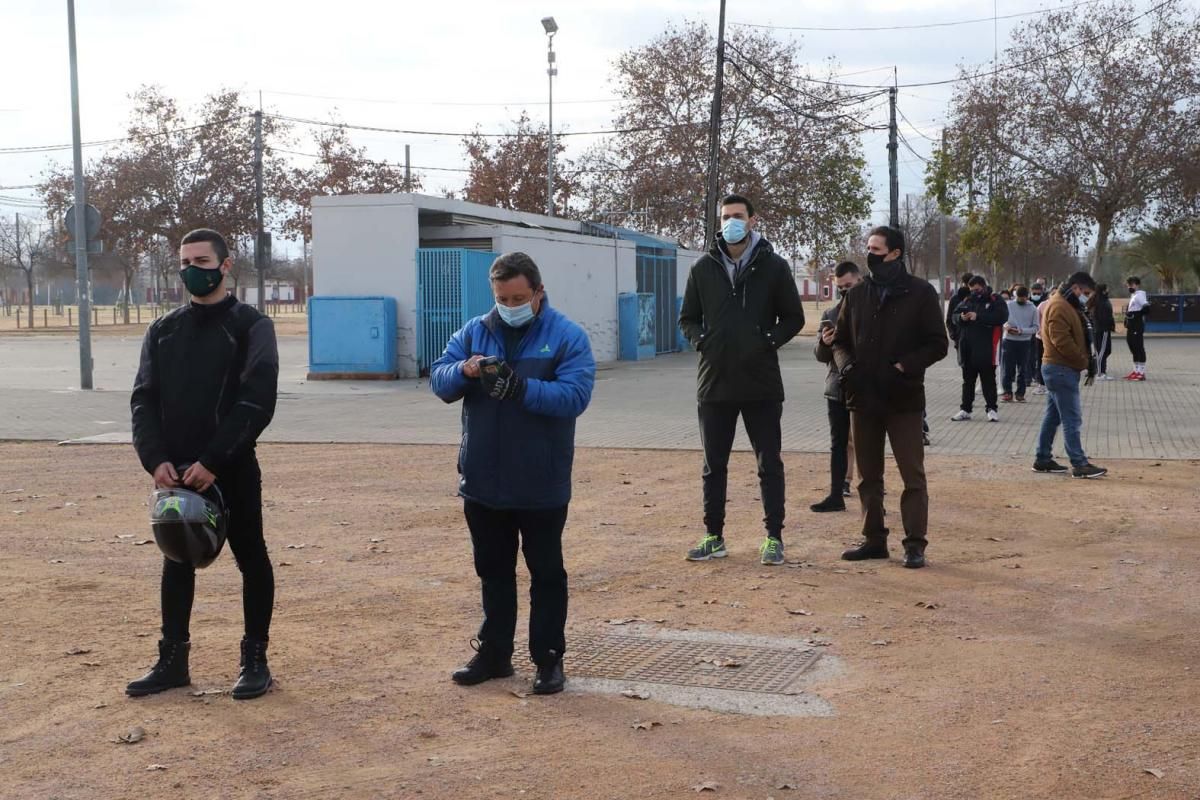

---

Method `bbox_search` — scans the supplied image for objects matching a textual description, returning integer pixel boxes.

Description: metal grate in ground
[563,632,821,694]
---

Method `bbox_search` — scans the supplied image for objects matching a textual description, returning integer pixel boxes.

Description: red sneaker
[1123,372,1140,381]
[1134,373,1146,381]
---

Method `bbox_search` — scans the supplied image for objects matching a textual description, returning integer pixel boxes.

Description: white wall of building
[312,195,420,376]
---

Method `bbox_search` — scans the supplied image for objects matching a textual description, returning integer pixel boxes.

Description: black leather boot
[532,655,566,696]
[903,548,927,569]
[841,540,890,561]
[451,639,515,686]
[231,637,272,700]
[126,639,191,697]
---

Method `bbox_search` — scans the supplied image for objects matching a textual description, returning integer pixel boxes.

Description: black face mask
[180,265,224,298]
[866,252,900,281]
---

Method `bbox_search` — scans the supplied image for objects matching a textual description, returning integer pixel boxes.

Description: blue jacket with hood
[430,299,595,510]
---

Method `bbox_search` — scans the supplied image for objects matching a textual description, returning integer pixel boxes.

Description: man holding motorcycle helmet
[127,228,279,700]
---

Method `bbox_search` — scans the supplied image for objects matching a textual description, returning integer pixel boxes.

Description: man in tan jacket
[1033,272,1107,479]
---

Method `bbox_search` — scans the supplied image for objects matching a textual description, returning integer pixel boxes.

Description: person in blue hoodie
[430,252,595,696]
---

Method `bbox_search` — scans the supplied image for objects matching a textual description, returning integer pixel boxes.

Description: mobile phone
[819,320,834,330]
[478,356,500,375]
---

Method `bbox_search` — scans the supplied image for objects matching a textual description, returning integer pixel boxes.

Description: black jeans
[464,501,569,666]
[1126,318,1146,363]
[1001,339,1032,397]
[961,362,998,413]
[826,399,851,497]
[1095,331,1113,374]
[698,401,785,539]
[161,458,275,642]
[1029,338,1044,384]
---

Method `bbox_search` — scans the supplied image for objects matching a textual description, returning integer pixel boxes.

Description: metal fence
[635,246,679,354]
[415,248,498,374]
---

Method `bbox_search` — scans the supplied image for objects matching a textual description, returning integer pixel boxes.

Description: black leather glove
[1084,355,1096,387]
[480,360,526,402]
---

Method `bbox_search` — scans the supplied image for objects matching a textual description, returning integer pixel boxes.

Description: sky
[0,0,1178,256]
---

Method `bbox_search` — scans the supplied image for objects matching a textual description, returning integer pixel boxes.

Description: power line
[898,107,941,143]
[788,0,1171,89]
[262,89,620,107]
[730,0,1101,32]
[0,119,249,155]
[267,112,715,139]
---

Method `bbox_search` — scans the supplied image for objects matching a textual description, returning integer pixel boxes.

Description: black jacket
[1092,294,1116,334]
[952,290,1009,371]
[814,303,843,403]
[832,262,949,415]
[679,235,804,403]
[946,286,972,342]
[131,296,279,478]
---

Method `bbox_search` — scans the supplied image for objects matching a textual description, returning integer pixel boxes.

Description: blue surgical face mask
[721,218,748,244]
[497,301,535,327]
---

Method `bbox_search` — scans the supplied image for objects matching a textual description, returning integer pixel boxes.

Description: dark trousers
[464,500,568,666]
[161,459,275,642]
[1096,331,1113,374]
[826,399,851,497]
[852,410,928,551]
[1001,339,1032,397]
[1126,320,1146,363]
[961,362,999,412]
[1030,338,1044,384]
[698,401,785,539]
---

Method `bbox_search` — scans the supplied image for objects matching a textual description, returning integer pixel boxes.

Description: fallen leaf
[871,640,891,646]
[117,534,135,539]
[916,601,940,610]
[49,559,64,564]
[986,536,1003,542]
[607,618,643,625]
[621,690,651,700]
[64,501,78,507]
[369,538,383,544]
[1143,768,1164,779]
[133,540,152,546]
[787,609,812,616]
[632,721,662,731]
[12,510,27,515]
[335,521,351,526]
[956,635,979,641]
[93,702,108,709]
[66,647,92,656]
[82,661,102,667]
[777,783,799,790]
[845,613,867,620]
[509,689,530,699]
[598,521,617,527]
[286,543,307,549]
[146,764,167,771]
[278,561,294,567]
[1119,559,1143,565]
[691,781,719,792]
[189,689,226,697]
[116,726,146,744]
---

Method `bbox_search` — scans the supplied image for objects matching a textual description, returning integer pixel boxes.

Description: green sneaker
[686,534,727,561]
[759,537,784,566]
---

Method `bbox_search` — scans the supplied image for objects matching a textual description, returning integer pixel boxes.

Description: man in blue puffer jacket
[430,252,595,696]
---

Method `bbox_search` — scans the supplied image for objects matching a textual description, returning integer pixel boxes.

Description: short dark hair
[1015,285,1030,298]
[490,252,542,289]
[834,261,860,278]
[968,275,988,288]
[719,193,755,217]
[1126,276,1141,286]
[1067,271,1096,291]
[1031,283,1044,291]
[960,272,973,285]
[181,228,229,263]
[868,226,905,257]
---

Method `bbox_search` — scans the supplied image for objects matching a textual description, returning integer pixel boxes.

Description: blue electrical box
[618,292,656,361]
[307,296,398,379]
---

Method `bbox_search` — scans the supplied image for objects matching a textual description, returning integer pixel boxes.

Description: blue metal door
[635,246,679,354]
[416,248,498,374]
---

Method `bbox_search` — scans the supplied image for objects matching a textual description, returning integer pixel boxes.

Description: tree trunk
[123,267,133,324]
[1091,216,1114,276]
[25,270,35,329]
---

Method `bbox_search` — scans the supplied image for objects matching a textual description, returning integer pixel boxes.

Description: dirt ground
[2,442,1198,800]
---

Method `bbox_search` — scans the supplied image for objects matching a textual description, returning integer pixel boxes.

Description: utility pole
[542,17,559,216]
[888,84,899,229]
[67,0,93,389]
[253,105,265,312]
[404,144,412,192]
[703,0,728,247]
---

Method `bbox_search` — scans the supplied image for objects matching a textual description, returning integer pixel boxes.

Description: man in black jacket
[950,276,1008,423]
[126,228,279,700]
[946,273,973,366]
[811,261,862,513]
[1091,284,1116,380]
[832,226,948,568]
[679,194,805,566]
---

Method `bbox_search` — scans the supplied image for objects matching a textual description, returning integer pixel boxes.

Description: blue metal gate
[416,248,498,374]
[635,245,678,354]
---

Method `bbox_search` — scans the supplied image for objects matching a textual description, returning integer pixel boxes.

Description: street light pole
[66,0,93,390]
[542,17,558,217]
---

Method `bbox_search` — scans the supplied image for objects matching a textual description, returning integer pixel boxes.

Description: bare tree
[461,111,576,214]
[0,214,49,327]
[940,0,1200,274]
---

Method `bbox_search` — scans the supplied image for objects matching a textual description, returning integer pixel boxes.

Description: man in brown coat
[832,226,949,568]
[1032,272,1107,479]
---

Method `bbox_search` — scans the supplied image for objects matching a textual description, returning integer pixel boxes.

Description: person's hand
[461,355,485,379]
[152,462,180,489]
[820,326,835,346]
[893,362,905,373]
[182,462,217,492]
[480,361,526,402]
[964,311,977,321]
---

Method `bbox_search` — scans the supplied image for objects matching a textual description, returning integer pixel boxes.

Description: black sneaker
[532,657,565,695]
[810,496,846,513]
[841,540,890,561]
[1072,463,1108,480]
[902,549,927,569]
[842,480,852,497]
[1032,460,1069,474]
[452,639,515,686]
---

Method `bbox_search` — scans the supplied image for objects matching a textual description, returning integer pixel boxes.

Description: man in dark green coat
[678,194,805,566]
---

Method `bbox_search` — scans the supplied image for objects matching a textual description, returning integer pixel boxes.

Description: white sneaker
[987,409,999,422]
[1032,386,1048,395]
[1099,374,1115,381]
[951,410,972,421]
